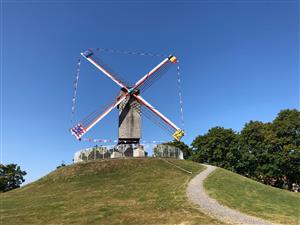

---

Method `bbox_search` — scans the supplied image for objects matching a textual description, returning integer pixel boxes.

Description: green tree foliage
[191,127,239,170]
[272,109,300,188]
[238,121,286,187]
[273,109,300,146]
[191,109,300,191]
[0,164,27,192]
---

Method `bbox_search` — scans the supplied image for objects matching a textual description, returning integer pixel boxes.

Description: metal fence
[74,146,112,163]
[74,144,183,163]
[153,145,184,159]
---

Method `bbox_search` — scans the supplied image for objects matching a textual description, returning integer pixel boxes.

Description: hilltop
[0,158,223,225]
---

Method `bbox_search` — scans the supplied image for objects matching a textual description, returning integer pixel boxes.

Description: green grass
[204,168,300,225]
[1,158,224,225]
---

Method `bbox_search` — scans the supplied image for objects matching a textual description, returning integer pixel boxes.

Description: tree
[191,127,239,170]
[0,164,27,192]
[272,109,300,147]
[272,109,300,188]
[238,121,285,186]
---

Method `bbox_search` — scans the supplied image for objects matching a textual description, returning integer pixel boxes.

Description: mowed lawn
[204,168,300,225]
[1,158,224,225]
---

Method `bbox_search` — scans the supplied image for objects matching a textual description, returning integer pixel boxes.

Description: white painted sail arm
[133,94,179,131]
[85,93,128,132]
[81,53,128,91]
[134,58,169,89]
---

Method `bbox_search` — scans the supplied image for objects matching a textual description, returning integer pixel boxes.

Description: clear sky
[1,1,299,183]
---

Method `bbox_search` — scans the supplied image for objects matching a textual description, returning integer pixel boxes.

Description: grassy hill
[204,168,300,225]
[0,158,223,225]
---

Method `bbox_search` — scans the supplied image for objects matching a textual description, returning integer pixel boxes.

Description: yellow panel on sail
[172,129,184,141]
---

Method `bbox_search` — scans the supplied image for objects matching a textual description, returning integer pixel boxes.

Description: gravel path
[187,165,281,225]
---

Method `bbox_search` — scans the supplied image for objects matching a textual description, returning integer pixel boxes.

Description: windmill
[70,49,184,145]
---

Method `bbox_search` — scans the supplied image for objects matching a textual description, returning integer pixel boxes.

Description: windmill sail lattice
[70,49,184,143]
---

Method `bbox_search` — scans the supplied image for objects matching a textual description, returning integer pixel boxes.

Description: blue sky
[1,1,299,183]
